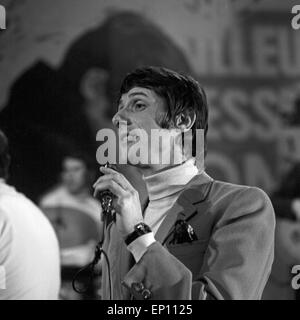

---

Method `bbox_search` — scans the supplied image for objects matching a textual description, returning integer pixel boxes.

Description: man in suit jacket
[94,66,275,300]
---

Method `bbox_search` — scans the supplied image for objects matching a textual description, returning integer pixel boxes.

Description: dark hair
[62,149,96,173]
[0,130,10,179]
[61,149,97,190]
[119,66,209,155]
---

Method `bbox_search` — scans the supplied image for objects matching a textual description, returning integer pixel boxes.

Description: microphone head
[97,163,116,214]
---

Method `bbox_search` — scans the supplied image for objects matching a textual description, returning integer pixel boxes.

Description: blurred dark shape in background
[280,96,300,127]
[263,96,300,300]
[0,11,191,202]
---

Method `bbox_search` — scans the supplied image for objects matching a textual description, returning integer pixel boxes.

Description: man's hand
[93,166,144,238]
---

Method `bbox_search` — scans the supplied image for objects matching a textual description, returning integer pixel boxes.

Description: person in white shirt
[0,130,60,300]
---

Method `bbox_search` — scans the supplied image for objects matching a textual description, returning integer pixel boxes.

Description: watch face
[136,223,144,231]
[134,222,151,233]
[125,223,151,246]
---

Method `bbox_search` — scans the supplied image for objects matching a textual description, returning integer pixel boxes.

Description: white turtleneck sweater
[128,158,200,262]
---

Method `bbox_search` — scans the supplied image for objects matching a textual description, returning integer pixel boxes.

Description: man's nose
[112,109,132,128]
[112,113,120,128]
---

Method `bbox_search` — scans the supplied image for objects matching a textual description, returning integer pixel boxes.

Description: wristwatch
[125,222,152,246]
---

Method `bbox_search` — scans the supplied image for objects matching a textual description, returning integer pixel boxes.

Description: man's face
[112,87,168,166]
[114,87,165,135]
[61,157,88,194]
[112,86,187,167]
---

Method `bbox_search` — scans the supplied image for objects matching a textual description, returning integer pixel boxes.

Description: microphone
[97,163,116,218]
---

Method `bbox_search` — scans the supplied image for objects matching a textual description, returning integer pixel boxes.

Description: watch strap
[125,222,152,246]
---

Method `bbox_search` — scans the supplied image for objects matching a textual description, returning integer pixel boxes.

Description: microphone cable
[71,222,113,300]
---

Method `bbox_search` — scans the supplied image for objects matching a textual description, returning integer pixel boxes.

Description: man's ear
[80,68,109,101]
[175,110,196,132]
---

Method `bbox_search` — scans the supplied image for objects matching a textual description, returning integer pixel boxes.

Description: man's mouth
[119,131,139,143]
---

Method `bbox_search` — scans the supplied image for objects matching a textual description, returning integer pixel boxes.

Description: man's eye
[134,102,146,110]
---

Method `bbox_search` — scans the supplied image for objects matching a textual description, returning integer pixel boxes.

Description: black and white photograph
[0,0,300,305]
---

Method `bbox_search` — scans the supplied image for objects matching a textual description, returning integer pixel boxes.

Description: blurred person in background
[0,11,191,206]
[0,130,60,300]
[40,151,102,299]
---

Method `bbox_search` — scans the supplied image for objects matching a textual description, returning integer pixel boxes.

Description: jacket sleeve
[122,187,275,300]
[122,241,192,300]
[193,187,275,300]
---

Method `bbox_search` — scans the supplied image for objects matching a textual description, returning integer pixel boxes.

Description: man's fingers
[93,173,128,193]
[93,168,122,187]
[99,167,135,192]
[93,173,125,190]
[93,179,126,198]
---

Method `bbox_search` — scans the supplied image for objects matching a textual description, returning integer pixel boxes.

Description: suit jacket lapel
[155,172,214,245]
